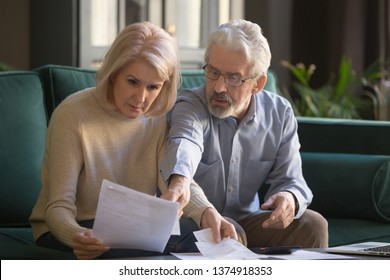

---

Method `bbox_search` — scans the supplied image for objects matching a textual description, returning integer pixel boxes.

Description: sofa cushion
[0,228,75,259]
[0,72,47,226]
[328,218,390,246]
[302,152,390,222]
[34,64,96,118]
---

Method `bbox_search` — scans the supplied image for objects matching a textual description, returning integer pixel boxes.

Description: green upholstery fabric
[0,243,75,260]
[302,152,390,222]
[180,69,206,92]
[263,69,279,93]
[0,228,75,259]
[0,72,47,226]
[328,218,390,246]
[297,117,390,155]
[34,64,96,119]
[0,227,35,245]
[35,67,278,119]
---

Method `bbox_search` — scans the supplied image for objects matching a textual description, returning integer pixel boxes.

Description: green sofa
[1,65,390,259]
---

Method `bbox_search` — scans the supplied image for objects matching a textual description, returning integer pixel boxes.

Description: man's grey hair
[204,19,271,77]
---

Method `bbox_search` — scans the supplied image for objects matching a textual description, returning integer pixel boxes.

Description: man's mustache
[210,92,233,103]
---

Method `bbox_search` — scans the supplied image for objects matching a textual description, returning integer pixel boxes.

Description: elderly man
[161,19,328,248]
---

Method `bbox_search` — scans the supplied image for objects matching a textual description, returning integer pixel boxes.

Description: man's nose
[214,74,228,93]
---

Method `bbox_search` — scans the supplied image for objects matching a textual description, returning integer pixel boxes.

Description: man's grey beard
[207,91,234,119]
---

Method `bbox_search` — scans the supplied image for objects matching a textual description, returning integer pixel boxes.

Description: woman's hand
[72,229,110,259]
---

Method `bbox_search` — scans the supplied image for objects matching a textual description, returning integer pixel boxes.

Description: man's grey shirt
[161,85,313,221]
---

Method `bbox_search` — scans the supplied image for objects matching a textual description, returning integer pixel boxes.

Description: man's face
[205,45,258,121]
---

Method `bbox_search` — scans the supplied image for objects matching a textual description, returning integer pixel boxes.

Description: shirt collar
[241,95,257,125]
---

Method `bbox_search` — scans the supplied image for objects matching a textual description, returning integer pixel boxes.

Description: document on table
[172,229,356,260]
[173,228,264,259]
[92,179,180,252]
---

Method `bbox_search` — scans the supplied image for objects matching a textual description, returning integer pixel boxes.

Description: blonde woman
[30,22,236,259]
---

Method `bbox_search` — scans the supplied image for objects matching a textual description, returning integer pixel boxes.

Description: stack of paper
[93,179,180,252]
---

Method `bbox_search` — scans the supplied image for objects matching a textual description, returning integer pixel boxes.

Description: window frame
[78,0,244,69]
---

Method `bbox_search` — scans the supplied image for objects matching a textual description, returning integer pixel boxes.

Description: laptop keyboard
[362,245,390,253]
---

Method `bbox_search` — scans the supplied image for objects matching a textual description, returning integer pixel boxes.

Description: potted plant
[0,62,14,71]
[360,58,390,120]
[281,56,370,119]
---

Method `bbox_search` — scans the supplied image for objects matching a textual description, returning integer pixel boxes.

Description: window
[79,0,244,69]
[79,0,119,68]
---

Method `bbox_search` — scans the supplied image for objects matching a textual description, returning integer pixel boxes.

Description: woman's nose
[134,87,147,103]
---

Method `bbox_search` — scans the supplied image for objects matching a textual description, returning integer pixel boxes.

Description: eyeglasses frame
[202,64,256,87]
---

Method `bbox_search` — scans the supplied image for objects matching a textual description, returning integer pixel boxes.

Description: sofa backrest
[0,72,47,226]
[297,117,390,155]
[180,69,206,92]
[34,64,96,119]
[33,65,279,121]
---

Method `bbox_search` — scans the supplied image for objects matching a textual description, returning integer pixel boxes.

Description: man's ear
[251,74,267,94]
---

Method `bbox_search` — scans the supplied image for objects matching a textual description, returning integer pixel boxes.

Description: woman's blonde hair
[96,21,180,117]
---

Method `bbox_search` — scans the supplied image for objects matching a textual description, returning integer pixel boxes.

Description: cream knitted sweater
[29,87,212,247]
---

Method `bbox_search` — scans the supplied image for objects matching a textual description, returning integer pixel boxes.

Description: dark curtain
[380,0,390,76]
[291,0,389,89]
[244,0,390,119]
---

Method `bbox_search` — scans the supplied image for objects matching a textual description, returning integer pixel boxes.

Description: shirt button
[228,187,234,192]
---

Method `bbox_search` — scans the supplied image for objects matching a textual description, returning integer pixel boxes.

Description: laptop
[326,242,390,257]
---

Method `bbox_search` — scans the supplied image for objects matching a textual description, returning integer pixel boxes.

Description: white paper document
[172,228,355,260]
[269,250,356,260]
[175,228,263,259]
[92,179,180,252]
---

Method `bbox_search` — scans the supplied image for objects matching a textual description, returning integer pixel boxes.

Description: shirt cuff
[285,190,299,216]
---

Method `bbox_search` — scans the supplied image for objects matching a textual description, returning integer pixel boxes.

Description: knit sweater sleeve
[41,102,88,246]
[183,180,215,227]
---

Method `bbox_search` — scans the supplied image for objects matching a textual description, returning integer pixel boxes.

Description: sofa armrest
[302,152,390,222]
[0,71,47,227]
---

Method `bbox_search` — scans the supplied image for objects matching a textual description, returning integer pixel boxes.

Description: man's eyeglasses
[202,64,255,87]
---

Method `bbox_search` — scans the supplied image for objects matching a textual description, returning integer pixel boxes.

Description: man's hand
[160,174,190,217]
[261,191,296,229]
[200,207,238,243]
[72,229,109,259]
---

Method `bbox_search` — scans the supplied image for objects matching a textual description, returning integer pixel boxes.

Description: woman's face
[110,60,165,119]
